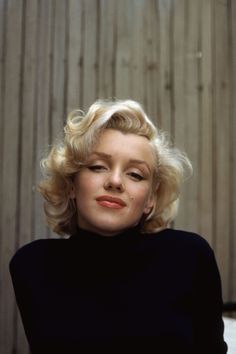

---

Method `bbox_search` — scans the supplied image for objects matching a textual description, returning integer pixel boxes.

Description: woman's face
[71,129,155,235]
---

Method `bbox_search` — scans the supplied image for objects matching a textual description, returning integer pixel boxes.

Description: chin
[95,225,126,236]
[95,220,140,236]
[79,215,140,236]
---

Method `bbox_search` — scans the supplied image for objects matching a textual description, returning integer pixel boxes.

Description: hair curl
[38,99,192,235]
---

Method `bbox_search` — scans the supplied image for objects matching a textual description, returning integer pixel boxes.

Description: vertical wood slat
[51,0,67,142]
[158,0,172,133]
[144,0,160,123]
[16,1,38,352]
[98,0,116,99]
[0,0,6,217]
[229,0,236,302]
[184,0,200,232]
[33,0,54,240]
[82,0,98,111]
[129,0,146,105]
[0,1,23,353]
[198,0,213,245]
[67,0,83,113]
[213,0,231,300]
[115,0,132,99]
[172,0,188,230]
[0,0,6,349]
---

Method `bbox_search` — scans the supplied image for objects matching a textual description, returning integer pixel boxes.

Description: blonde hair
[38,99,192,235]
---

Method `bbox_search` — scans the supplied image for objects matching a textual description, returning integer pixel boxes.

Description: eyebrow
[90,151,151,172]
[91,152,112,159]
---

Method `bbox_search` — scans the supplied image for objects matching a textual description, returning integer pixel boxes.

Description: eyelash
[88,165,106,172]
[88,165,145,181]
[128,172,144,181]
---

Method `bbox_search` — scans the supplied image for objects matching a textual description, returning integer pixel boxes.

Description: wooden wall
[0,0,235,352]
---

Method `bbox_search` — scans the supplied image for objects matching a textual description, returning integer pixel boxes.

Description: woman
[10,99,227,353]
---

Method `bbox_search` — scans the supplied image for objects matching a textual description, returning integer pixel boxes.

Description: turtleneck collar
[69,225,142,244]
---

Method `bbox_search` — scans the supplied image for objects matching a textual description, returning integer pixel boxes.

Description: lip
[96,195,127,208]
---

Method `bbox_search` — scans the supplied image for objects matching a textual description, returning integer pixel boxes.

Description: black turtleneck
[9,227,227,354]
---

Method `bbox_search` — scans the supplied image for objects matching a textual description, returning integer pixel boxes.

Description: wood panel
[115,0,132,99]
[229,0,236,303]
[184,0,201,232]
[129,0,146,105]
[16,2,39,351]
[33,0,53,241]
[98,0,116,98]
[213,0,231,300]
[0,1,23,353]
[158,0,172,133]
[143,0,160,123]
[0,0,6,219]
[82,0,99,111]
[67,0,83,113]
[51,0,67,140]
[198,0,213,245]
[0,0,235,352]
[171,0,188,229]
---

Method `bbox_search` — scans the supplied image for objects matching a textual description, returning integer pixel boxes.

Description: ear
[143,195,155,215]
[143,182,159,215]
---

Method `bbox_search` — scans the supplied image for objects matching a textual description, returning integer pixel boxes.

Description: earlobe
[143,197,155,215]
[144,180,160,214]
[143,205,153,215]
[69,185,76,199]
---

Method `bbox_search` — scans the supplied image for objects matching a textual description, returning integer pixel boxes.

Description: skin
[70,129,156,236]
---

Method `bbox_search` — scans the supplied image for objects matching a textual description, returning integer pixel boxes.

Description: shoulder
[149,228,212,250]
[145,229,221,285]
[144,228,215,263]
[9,238,67,274]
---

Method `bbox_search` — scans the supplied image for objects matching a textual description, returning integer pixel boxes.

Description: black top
[9,227,227,354]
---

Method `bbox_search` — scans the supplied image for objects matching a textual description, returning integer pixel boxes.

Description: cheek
[77,178,90,191]
[75,173,102,198]
[128,184,152,206]
[75,171,92,189]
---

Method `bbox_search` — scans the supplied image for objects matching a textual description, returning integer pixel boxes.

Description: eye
[128,172,145,181]
[88,165,107,172]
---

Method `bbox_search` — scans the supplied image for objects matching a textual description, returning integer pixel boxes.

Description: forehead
[92,129,155,165]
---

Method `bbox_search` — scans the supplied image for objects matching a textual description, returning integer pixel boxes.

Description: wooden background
[0,0,235,352]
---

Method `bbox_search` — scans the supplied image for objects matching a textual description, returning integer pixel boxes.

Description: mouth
[96,195,126,209]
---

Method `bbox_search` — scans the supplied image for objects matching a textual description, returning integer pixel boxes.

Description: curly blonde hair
[38,99,192,235]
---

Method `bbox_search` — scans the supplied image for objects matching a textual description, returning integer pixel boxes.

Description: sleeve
[9,248,34,344]
[9,240,46,349]
[192,239,228,354]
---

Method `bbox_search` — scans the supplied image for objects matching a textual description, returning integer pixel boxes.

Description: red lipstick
[96,195,126,209]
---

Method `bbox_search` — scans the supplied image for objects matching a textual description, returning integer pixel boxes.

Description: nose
[104,170,124,192]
